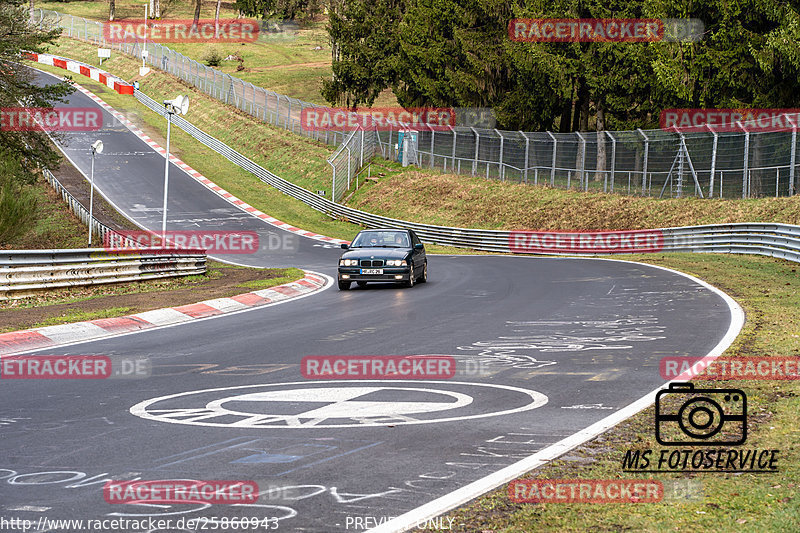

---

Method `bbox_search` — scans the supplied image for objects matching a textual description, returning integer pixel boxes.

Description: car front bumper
[338,266,410,282]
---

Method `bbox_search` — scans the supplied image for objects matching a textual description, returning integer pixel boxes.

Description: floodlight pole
[161,110,172,242]
[161,96,189,243]
[88,140,103,246]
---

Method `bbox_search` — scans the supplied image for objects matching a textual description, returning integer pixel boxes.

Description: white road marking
[130,381,548,428]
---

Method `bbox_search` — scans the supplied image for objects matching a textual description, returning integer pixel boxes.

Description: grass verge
[37,0,399,107]
[446,252,800,532]
[1,173,92,250]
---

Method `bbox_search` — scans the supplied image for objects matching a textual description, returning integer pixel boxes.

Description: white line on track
[366,258,744,533]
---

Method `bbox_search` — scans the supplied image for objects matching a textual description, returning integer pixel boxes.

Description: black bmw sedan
[337,229,427,290]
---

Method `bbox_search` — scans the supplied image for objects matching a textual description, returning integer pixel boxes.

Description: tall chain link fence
[328,126,384,202]
[37,9,798,201]
[36,9,350,148]
[367,124,798,199]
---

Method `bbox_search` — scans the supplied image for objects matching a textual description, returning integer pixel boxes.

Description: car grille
[360,260,384,267]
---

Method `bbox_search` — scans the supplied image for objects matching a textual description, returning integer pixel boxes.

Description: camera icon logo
[655,382,747,446]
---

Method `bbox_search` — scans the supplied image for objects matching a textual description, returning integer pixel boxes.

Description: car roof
[359,228,409,233]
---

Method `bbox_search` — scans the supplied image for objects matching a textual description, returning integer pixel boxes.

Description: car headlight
[386,259,403,266]
[339,259,357,266]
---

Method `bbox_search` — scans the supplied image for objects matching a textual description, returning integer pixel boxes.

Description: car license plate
[361,268,383,275]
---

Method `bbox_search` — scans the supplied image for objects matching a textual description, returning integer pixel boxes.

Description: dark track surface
[0,70,737,532]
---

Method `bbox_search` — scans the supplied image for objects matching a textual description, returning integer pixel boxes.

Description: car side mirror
[414,243,424,250]
[341,243,349,249]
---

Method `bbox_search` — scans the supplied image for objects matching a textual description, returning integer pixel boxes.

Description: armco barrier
[0,249,207,300]
[4,168,207,300]
[132,90,800,264]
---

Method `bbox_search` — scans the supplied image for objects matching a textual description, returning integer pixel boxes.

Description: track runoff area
[0,69,741,533]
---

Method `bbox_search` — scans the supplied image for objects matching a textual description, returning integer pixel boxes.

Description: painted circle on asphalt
[129,380,548,428]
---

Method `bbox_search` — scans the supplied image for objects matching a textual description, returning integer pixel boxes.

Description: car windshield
[351,231,409,248]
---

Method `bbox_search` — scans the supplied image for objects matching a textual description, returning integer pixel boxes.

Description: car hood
[340,248,411,260]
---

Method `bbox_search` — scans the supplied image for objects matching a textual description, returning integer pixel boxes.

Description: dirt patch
[0,265,301,332]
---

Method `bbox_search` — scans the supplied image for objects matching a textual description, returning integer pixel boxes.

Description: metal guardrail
[0,249,207,300]
[133,91,800,264]
[1,168,209,300]
[42,167,133,248]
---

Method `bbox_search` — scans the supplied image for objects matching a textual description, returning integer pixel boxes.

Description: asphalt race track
[0,70,740,532]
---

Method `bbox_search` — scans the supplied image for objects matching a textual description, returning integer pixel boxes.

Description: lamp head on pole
[91,140,104,154]
[163,95,189,115]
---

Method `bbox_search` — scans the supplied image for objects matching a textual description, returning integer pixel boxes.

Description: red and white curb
[26,52,349,247]
[0,271,329,356]
[24,52,134,95]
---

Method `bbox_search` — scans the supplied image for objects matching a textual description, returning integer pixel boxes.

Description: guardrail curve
[133,90,800,264]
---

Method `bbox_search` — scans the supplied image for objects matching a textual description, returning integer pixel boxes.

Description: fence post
[637,128,649,196]
[450,126,458,173]
[430,128,436,169]
[522,131,530,184]
[546,131,557,186]
[346,146,351,193]
[575,131,586,190]
[496,129,504,181]
[331,163,336,204]
[737,121,750,198]
[360,128,365,168]
[471,127,479,176]
[788,115,797,196]
[607,131,616,193]
[706,124,718,198]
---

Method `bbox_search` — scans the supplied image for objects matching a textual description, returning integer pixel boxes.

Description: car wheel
[405,264,415,288]
[338,280,351,290]
[419,261,427,283]
[356,281,368,288]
